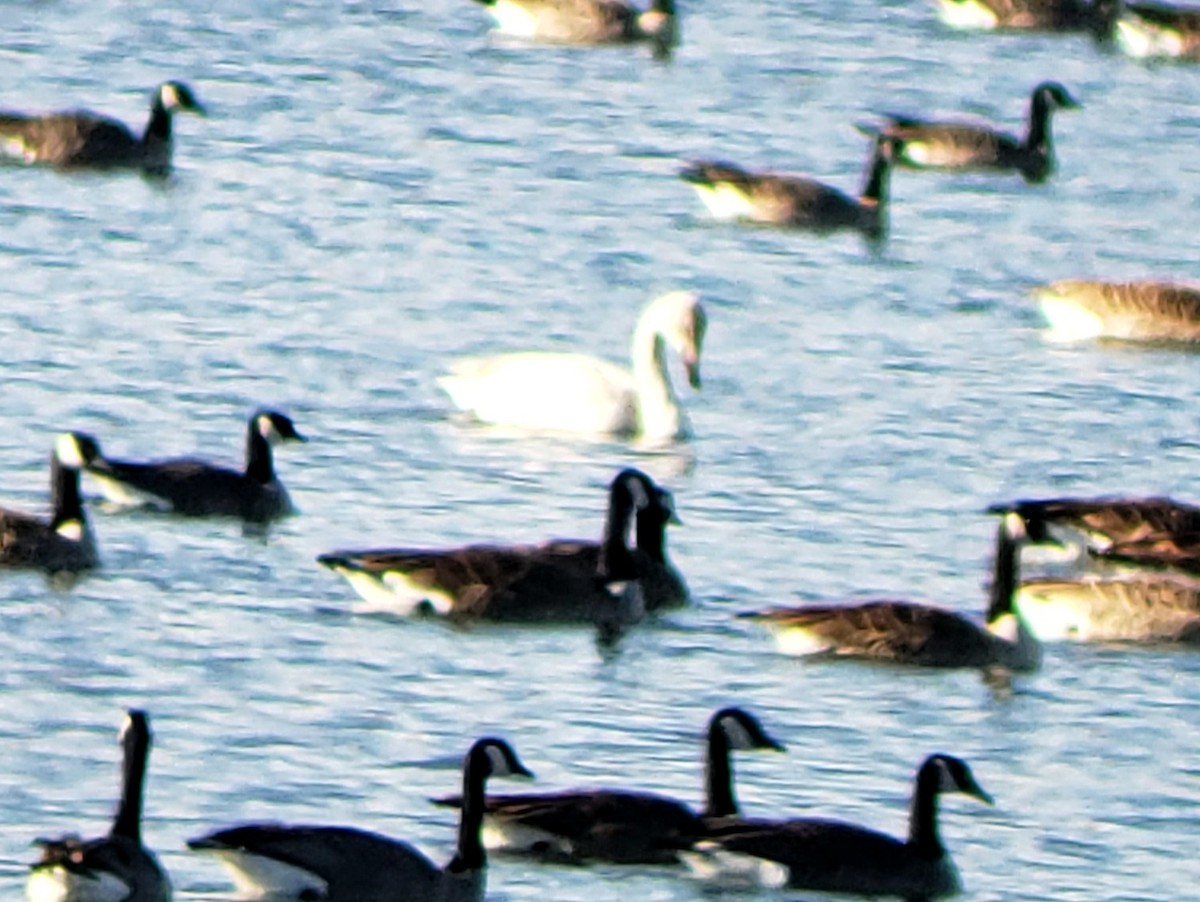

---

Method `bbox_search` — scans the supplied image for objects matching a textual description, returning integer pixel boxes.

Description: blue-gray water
[1,0,1198,899]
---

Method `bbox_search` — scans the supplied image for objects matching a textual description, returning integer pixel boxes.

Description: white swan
[438,291,706,442]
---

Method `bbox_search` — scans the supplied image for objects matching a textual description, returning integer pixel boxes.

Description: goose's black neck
[860,140,894,206]
[635,503,668,564]
[142,94,173,145]
[244,422,277,485]
[449,745,489,872]
[1025,91,1057,157]
[652,0,675,12]
[703,719,738,818]
[111,715,149,842]
[984,518,1021,624]
[601,477,641,581]
[49,454,86,532]
[907,759,946,859]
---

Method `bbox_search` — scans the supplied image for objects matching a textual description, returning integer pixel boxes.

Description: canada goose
[0,82,205,175]
[860,82,1080,184]
[1,433,98,575]
[1093,0,1200,58]
[679,135,899,241]
[1034,279,1200,343]
[318,467,687,620]
[682,754,992,898]
[471,0,677,56]
[988,496,1200,572]
[27,710,170,902]
[430,707,784,864]
[742,512,1043,672]
[1017,575,1200,642]
[73,410,305,523]
[188,737,531,902]
[438,291,706,442]
[931,0,1098,30]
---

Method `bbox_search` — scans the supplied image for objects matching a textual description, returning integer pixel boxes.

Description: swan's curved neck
[630,322,683,439]
[704,724,738,818]
[49,456,86,531]
[907,763,945,859]
[111,724,148,842]
[449,748,489,872]
[245,425,277,485]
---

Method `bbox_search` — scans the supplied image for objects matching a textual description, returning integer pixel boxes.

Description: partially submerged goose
[430,707,784,864]
[680,135,899,241]
[1094,0,1200,58]
[989,496,1200,571]
[439,291,706,442]
[318,467,687,620]
[743,512,1043,672]
[74,410,305,524]
[471,0,677,56]
[1017,575,1200,642]
[931,0,1098,30]
[861,82,1080,184]
[682,754,993,898]
[1,433,98,575]
[0,81,205,175]
[27,710,170,902]
[188,737,532,902]
[1034,280,1200,343]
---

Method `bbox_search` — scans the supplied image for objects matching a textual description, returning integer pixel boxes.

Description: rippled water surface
[1,0,1198,899]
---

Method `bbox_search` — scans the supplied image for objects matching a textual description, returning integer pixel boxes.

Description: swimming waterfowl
[471,0,677,56]
[439,291,705,442]
[860,82,1080,184]
[931,0,1098,30]
[682,754,992,899]
[742,512,1043,672]
[27,710,170,902]
[1093,0,1200,58]
[1034,280,1200,343]
[318,467,687,620]
[188,737,532,902]
[430,707,784,864]
[988,496,1200,560]
[73,410,305,524]
[679,135,899,241]
[0,81,205,175]
[1017,575,1200,642]
[1,433,98,575]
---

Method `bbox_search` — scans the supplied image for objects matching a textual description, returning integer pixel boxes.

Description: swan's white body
[439,291,705,442]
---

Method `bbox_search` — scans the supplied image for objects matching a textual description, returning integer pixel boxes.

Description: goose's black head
[922,754,993,805]
[158,81,207,117]
[467,737,534,781]
[1033,82,1081,112]
[255,410,307,446]
[54,432,101,470]
[710,707,785,752]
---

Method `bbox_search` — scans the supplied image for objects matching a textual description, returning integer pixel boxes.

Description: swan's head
[646,291,706,390]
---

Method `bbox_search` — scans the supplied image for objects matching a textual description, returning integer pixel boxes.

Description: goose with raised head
[188,737,531,902]
[430,707,784,864]
[27,710,170,902]
[679,134,899,241]
[1,433,98,575]
[318,467,687,620]
[74,409,305,524]
[1017,574,1200,642]
[1093,0,1200,58]
[439,291,705,442]
[471,0,677,56]
[930,0,1098,29]
[682,754,992,898]
[1034,279,1200,343]
[860,82,1080,184]
[742,512,1044,672]
[0,82,205,175]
